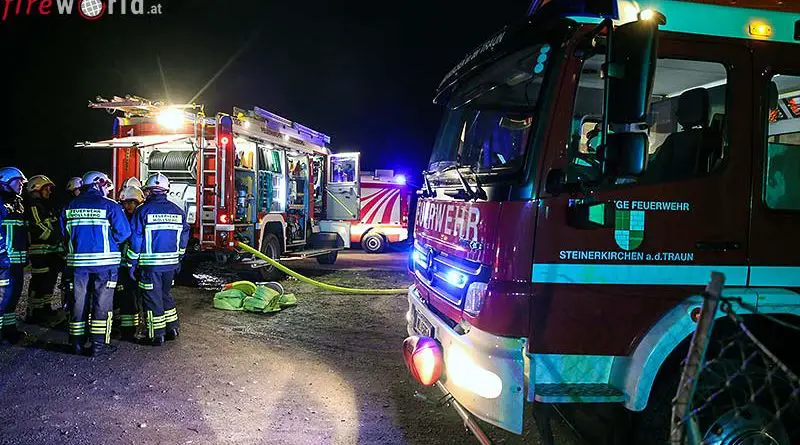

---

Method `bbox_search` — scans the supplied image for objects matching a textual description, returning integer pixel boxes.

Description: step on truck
[77,96,354,279]
[402,0,800,442]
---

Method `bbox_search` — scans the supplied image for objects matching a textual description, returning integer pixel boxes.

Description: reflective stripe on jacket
[26,197,64,256]
[1,194,28,265]
[61,188,131,270]
[128,193,189,270]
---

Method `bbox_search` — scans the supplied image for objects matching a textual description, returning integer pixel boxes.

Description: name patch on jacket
[147,214,182,224]
[66,209,107,219]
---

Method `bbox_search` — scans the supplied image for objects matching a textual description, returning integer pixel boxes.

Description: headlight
[464,282,488,316]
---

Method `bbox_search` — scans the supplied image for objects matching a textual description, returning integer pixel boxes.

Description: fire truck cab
[323,169,410,254]
[77,96,347,279]
[403,0,800,442]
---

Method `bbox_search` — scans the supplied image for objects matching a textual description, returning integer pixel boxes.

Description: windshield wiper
[420,171,437,198]
[439,164,487,201]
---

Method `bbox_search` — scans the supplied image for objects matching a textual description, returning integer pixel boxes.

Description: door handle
[695,241,741,251]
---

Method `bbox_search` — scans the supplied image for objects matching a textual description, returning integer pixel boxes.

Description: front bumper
[406,285,527,434]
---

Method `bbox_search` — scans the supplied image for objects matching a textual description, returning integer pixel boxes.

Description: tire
[631,321,800,444]
[362,233,386,254]
[258,233,285,281]
[316,251,338,265]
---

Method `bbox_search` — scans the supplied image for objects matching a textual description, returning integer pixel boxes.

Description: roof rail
[235,105,331,147]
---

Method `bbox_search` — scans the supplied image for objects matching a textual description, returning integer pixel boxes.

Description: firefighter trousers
[0,264,25,335]
[114,267,140,331]
[139,269,178,339]
[27,253,63,317]
[69,269,118,345]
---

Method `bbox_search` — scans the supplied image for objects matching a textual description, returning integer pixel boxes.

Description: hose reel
[148,150,197,179]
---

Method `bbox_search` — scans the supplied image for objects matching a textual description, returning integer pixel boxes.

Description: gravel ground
[0,265,565,445]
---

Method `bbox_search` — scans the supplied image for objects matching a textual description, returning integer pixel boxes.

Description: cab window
[765,74,800,211]
[567,56,729,185]
[330,157,356,183]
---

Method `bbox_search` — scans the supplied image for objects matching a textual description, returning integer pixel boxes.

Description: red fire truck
[402,0,800,442]
[322,169,410,253]
[77,96,351,279]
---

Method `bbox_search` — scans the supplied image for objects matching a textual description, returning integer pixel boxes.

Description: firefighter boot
[70,338,84,355]
[151,335,165,346]
[166,328,179,341]
[88,341,116,357]
[1,322,27,346]
[119,327,137,342]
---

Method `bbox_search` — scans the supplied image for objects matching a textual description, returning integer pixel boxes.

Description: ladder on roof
[88,95,199,116]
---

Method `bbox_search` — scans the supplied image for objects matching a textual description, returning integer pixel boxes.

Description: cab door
[749,41,800,288]
[325,153,360,220]
[530,33,754,356]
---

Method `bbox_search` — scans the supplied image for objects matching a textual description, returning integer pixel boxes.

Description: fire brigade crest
[614,210,645,251]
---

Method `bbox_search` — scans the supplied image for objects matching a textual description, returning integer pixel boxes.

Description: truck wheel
[316,251,338,265]
[362,233,386,254]
[631,322,799,444]
[258,233,285,281]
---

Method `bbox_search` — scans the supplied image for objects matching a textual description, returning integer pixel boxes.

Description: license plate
[413,310,435,338]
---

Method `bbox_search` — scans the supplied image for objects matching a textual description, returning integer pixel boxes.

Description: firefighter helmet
[122,177,142,189]
[26,175,55,194]
[119,185,144,203]
[143,173,170,193]
[0,167,27,194]
[82,171,113,194]
[66,177,83,193]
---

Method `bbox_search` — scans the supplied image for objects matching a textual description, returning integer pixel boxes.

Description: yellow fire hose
[236,241,408,295]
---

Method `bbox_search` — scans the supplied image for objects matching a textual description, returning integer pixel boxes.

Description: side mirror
[599,133,648,177]
[566,200,615,229]
[601,14,662,177]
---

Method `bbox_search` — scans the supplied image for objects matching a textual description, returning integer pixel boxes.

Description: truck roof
[436,0,799,102]
[84,95,332,156]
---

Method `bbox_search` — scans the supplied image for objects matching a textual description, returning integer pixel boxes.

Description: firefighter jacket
[127,193,190,271]
[26,197,63,256]
[119,211,135,268]
[0,193,27,268]
[60,188,131,271]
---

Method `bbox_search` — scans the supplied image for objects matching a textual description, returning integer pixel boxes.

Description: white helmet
[0,167,27,195]
[119,185,144,203]
[82,171,113,195]
[143,173,170,193]
[66,177,83,192]
[122,177,142,189]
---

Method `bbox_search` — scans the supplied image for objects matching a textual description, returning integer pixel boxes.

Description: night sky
[0,0,529,191]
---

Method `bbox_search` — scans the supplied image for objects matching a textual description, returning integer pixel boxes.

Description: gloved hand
[128,265,137,282]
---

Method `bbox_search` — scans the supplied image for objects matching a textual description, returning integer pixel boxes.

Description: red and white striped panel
[359,186,401,225]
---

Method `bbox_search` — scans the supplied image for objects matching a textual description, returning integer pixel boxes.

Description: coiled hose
[148,151,197,177]
[236,242,407,295]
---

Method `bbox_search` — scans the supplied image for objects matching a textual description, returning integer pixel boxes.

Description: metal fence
[670,272,800,445]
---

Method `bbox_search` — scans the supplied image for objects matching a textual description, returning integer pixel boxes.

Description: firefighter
[24,175,64,323]
[114,185,144,341]
[61,171,131,356]
[128,173,189,346]
[62,176,83,313]
[66,177,82,198]
[0,167,28,345]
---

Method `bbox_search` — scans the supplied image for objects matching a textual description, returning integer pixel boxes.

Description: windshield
[429,44,551,173]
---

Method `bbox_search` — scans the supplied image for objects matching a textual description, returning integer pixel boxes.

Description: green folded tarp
[214,281,296,314]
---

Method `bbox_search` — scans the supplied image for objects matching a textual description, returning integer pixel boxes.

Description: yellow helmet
[119,185,144,203]
[26,175,55,194]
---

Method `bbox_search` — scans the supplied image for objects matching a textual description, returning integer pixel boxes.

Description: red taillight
[403,336,443,386]
[219,213,230,224]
